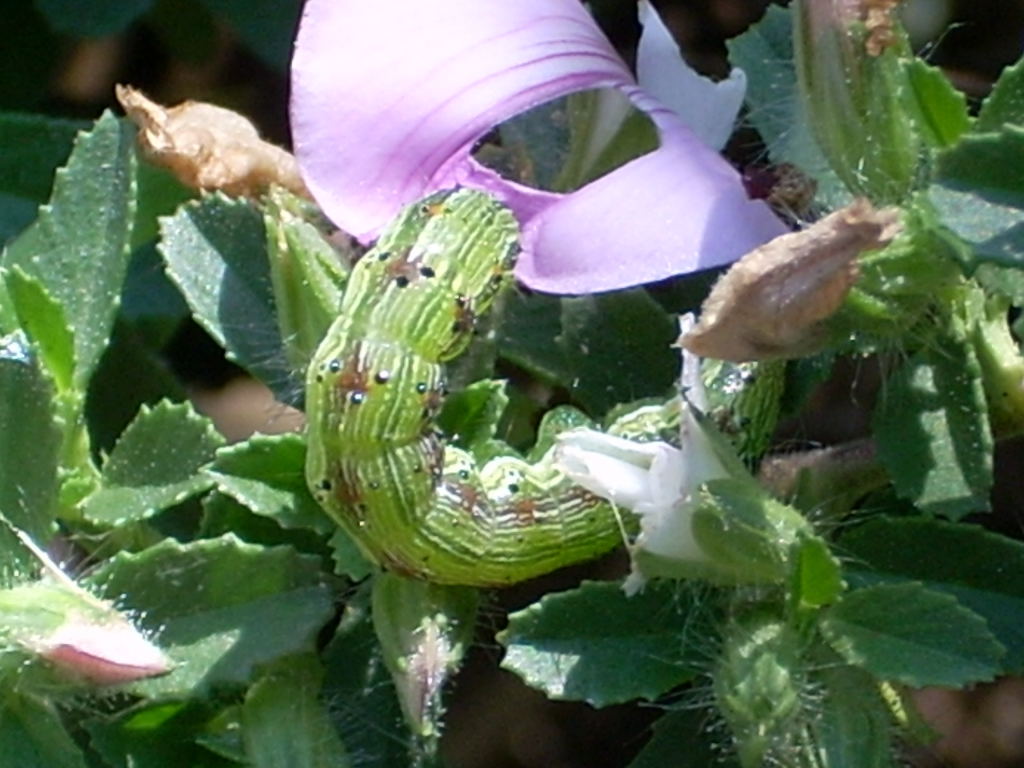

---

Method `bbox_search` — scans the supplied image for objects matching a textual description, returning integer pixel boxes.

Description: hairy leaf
[3,112,136,386]
[976,54,1024,131]
[82,400,224,525]
[159,194,293,400]
[821,582,1004,687]
[243,655,351,768]
[0,332,61,548]
[209,432,331,534]
[85,536,334,696]
[841,516,1024,673]
[0,691,87,768]
[932,127,1024,269]
[874,322,992,519]
[499,581,704,706]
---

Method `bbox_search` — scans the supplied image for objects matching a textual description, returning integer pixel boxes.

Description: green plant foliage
[976,55,1024,131]
[436,378,508,451]
[499,581,705,706]
[820,582,1004,687]
[242,655,351,768]
[628,707,740,768]
[901,58,971,149]
[3,112,136,387]
[82,400,224,525]
[0,332,61,546]
[85,536,335,697]
[809,662,897,768]
[208,432,332,534]
[726,4,849,208]
[933,127,1024,268]
[0,690,88,768]
[159,194,293,400]
[0,113,83,242]
[321,591,411,768]
[86,699,236,768]
[1,11,1024,765]
[873,320,993,519]
[499,287,678,414]
[841,516,1024,673]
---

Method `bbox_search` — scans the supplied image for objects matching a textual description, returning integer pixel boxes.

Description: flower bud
[714,613,805,768]
[1,581,170,687]
[371,573,478,749]
[0,527,170,687]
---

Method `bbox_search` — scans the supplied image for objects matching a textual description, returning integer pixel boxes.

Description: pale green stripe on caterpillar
[305,188,683,586]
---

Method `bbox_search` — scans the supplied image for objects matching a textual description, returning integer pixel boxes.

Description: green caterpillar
[303,190,784,586]
[305,188,689,586]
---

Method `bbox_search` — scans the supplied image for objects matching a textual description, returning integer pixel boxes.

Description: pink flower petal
[291,0,785,294]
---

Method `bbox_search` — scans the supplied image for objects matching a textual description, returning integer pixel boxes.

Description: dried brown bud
[682,200,902,362]
[864,0,903,56]
[116,84,309,199]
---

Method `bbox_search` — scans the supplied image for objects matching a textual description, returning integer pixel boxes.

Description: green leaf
[200,491,332,558]
[552,90,659,192]
[820,582,1004,687]
[793,534,844,609]
[159,194,294,400]
[85,536,335,696]
[932,127,1024,269]
[34,0,154,37]
[873,323,992,519]
[85,319,188,455]
[437,378,508,451]
[840,516,1024,673]
[726,4,849,208]
[328,528,374,582]
[86,700,235,768]
[901,58,970,148]
[498,581,703,706]
[628,708,739,768]
[976,54,1024,131]
[4,267,74,393]
[264,188,348,372]
[208,432,332,534]
[81,400,224,525]
[243,655,351,768]
[496,290,567,382]
[194,706,246,763]
[321,589,409,768]
[0,332,61,546]
[2,112,136,386]
[809,662,898,768]
[499,289,677,415]
[0,691,87,768]
[132,163,194,250]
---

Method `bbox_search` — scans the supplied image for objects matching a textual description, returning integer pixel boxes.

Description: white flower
[556,314,730,594]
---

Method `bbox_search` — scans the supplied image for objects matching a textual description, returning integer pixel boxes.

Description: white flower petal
[636,0,747,150]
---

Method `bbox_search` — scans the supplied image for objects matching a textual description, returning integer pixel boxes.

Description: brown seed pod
[116,84,309,199]
[681,199,902,362]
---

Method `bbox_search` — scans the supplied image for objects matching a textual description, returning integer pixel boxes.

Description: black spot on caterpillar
[305,188,675,586]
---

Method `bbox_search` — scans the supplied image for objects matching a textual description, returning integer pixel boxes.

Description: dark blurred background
[4,1,1024,766]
